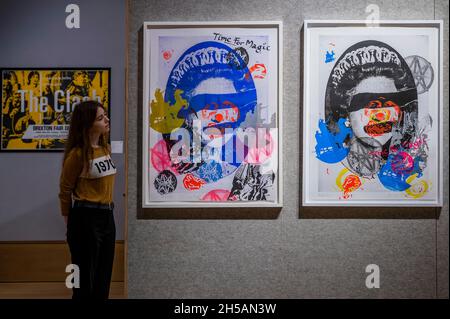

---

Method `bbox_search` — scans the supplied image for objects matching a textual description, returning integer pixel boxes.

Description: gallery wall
[0,0,127,240]
[127,0,448,298]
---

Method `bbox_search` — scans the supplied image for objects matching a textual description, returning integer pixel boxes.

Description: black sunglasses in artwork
[348,89,417,113]
[348,89,417,136]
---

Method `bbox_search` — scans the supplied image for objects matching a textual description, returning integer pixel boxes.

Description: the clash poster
[1,68,110,151]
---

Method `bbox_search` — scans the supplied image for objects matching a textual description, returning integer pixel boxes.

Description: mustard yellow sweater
[59,147,116,216]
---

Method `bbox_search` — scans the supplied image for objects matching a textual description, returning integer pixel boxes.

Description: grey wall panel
[0,0,127,240]
[127,0,299,299]
[289,0,438,299]
[436,0,449,299]
[127,0,448,298]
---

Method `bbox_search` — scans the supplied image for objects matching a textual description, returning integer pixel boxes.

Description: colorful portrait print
[145,26,280,205]
[315,40,431,199]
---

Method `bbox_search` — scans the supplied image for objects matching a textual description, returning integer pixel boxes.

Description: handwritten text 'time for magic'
[213,32,270,53]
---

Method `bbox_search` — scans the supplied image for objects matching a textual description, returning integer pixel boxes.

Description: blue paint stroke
[325,50,335,63]
[220,134,247,167]
[315,118,352,164]
[378,163,411,192]
[165,41,257,129]
[378,151,418,192]
[196,160,223,183]
[413,156,424,178]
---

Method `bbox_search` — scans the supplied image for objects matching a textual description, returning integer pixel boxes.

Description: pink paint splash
[245,131,274,165]
[201,189,231,201]
[391,151,415,174]
[150,139,178,175]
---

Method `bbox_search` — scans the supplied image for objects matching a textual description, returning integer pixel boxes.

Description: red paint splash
[363,99,401,137]
[202,101,240,124]
[183,173,205,191]
[245,63,267,80]
[162,50,173,61]
[364,122,394,136]
[342,174,362,199]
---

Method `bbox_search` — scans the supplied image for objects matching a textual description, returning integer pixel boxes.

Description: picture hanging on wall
[303,20,443,206]
[0,68,110,151]
[142,22,283,208]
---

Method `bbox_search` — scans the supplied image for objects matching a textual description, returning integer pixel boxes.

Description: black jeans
[67,206,116,300]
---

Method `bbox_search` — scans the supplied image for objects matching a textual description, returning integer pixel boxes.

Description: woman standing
[59,100,116,299]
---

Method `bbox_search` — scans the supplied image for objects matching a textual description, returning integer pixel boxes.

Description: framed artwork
[142,21,283,208]
[303,20,443,206]
[1,68,110,151]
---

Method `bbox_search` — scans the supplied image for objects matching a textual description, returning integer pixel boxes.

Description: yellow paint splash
[405,174,429,199]
[150,88,187,134]
[335,167,349,191]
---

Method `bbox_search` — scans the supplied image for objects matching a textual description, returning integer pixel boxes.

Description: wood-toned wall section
[0,241,124,282]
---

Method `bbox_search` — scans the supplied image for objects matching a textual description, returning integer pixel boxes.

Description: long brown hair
[63,100,109,172]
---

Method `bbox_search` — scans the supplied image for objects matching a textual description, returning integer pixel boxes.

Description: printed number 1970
[94,159,116,174]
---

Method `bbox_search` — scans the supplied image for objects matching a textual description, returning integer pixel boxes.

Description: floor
[0,282,125,299]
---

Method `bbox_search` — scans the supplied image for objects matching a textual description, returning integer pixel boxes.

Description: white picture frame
[303,20,443,207]
[142,21,283,208]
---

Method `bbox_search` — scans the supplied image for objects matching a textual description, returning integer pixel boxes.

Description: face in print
[162,41,258,178]
[317,40,426,192]
[347,76,416,148]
